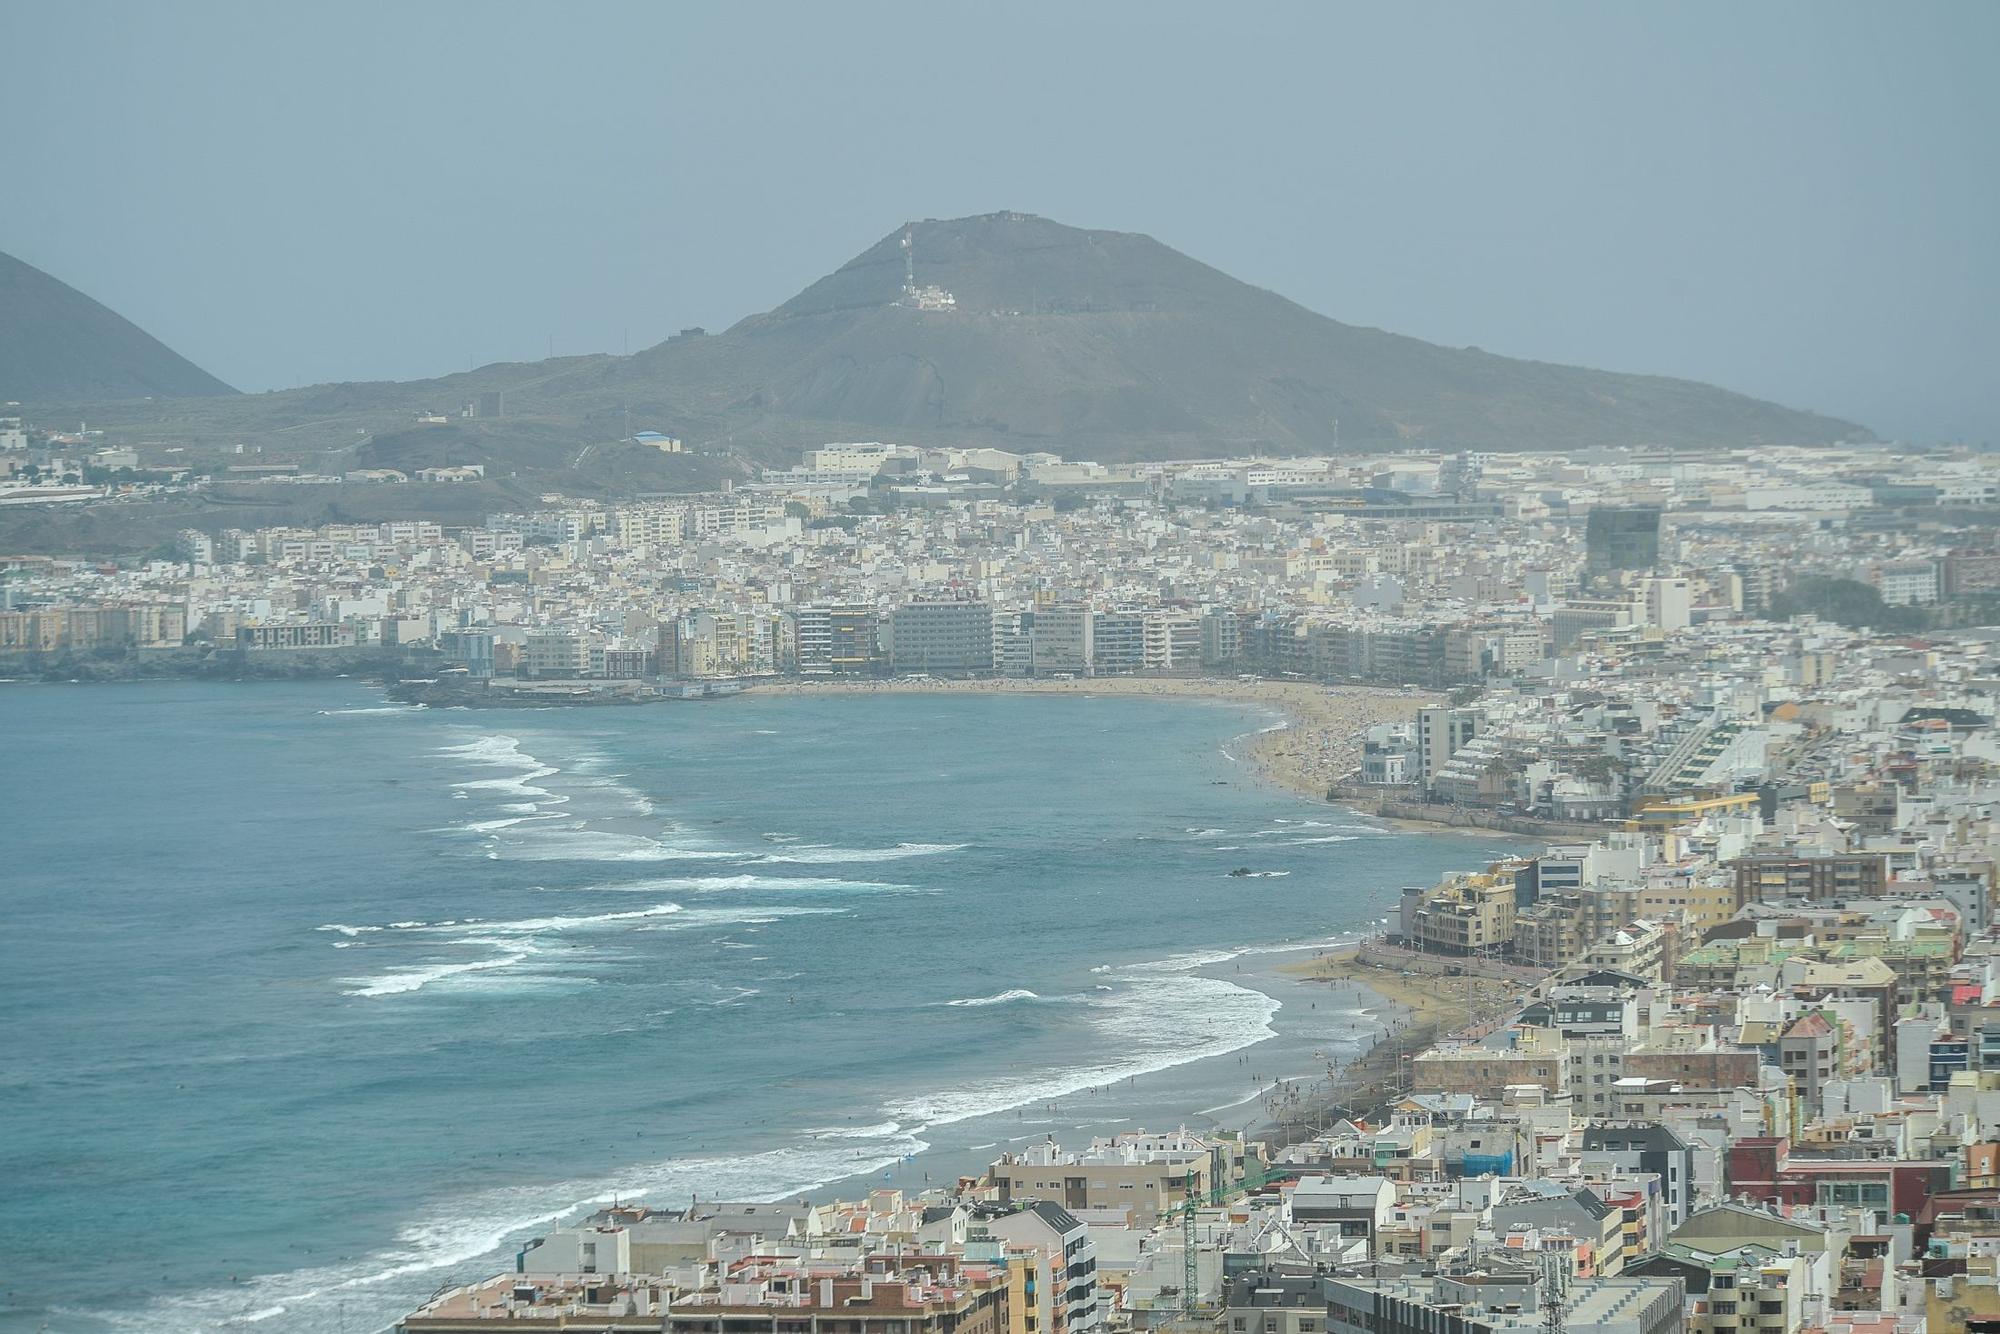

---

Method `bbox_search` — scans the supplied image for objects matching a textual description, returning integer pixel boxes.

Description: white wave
[440,734,541,768]
[440,735,562,797]
[804,1120,904,1139]
[756,841,965,864]
[944,989,1039,1007]
[317,923,383,937]
[634,905,852,932]
[489,830,745,862]
[112,1131,929,1334]
[454,767,559,800]
[1279,834,1360,845]
[1236,870,1291,878]
[585,873,911,894]
[319,704,424,715]
[1184,826,1227,837]
[441,902,685,935]
[344,943,537,998]
[1212,844,1244,851]
[887,968,1278,1130]
[454,814,561,833]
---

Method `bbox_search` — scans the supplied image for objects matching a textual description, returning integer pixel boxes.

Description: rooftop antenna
[902,225,916,295]
[1181,1166,1199,1324]
[1540,1250,1567,1334]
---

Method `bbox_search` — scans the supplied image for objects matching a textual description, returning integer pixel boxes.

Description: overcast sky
[4,1,1994,443]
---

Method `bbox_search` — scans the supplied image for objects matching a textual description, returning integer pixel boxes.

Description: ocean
[0,680,1520,1333]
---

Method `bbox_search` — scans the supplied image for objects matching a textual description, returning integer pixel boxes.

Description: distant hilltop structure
[897,224,957,312]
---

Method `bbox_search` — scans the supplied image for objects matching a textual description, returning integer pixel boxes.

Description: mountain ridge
[19,213,1867,474]
[636,211,1868,457]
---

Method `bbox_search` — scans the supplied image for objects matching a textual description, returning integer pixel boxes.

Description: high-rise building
[1586,506,1662,579]
[1642,576,1692,631]
[794,605,881,675]
[1416,705,1481,794]
[887,599,993,675]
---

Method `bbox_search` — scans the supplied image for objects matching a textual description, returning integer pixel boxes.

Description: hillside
[32,212,1867,478]
[0,251,236,402]
[447,211,1872,459]
[623,211,1866,457]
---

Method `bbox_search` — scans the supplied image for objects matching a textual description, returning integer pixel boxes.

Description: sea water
[0,681,1518,1332]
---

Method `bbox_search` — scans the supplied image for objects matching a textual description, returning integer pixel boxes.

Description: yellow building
[1410,869,1519,957]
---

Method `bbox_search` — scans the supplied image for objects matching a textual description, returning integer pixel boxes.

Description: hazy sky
[4,1,1995,443]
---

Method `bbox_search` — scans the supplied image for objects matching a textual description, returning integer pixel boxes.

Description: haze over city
[11,6,2000,1334]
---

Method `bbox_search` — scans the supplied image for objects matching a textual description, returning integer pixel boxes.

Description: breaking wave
[944,989,1039,1007]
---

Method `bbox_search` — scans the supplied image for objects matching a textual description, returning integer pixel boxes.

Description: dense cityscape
[10,429,2000,1330]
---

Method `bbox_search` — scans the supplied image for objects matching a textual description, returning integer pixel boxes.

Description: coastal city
[10,7,1998,1334]
[9,431,2000,1330]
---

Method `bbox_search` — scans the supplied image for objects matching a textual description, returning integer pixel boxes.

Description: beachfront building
[795,604,884,675]
[399,1255,1011,1334]
[985,1130,1259,1229]
[887,599,994,675]
[1408,868,1522,959]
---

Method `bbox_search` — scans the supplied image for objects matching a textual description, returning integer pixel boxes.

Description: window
[1817,1180,1889,1208]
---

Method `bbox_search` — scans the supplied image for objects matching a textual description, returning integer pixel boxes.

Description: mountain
[0,251,236,402]
[602,211,1867,457]
[34,212,1865,473]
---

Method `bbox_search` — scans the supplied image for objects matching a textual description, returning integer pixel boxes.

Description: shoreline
[754,675,1430,802]
[6,671,1580,840]
[1251,943,1537,1143]
[14,678,1515,1332]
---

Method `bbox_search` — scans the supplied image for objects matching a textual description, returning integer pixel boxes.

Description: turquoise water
[0,681,1519,1332]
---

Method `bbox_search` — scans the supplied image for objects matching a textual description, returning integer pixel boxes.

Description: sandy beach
[756,676,1430,800]
[1277,943,1525,1036]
